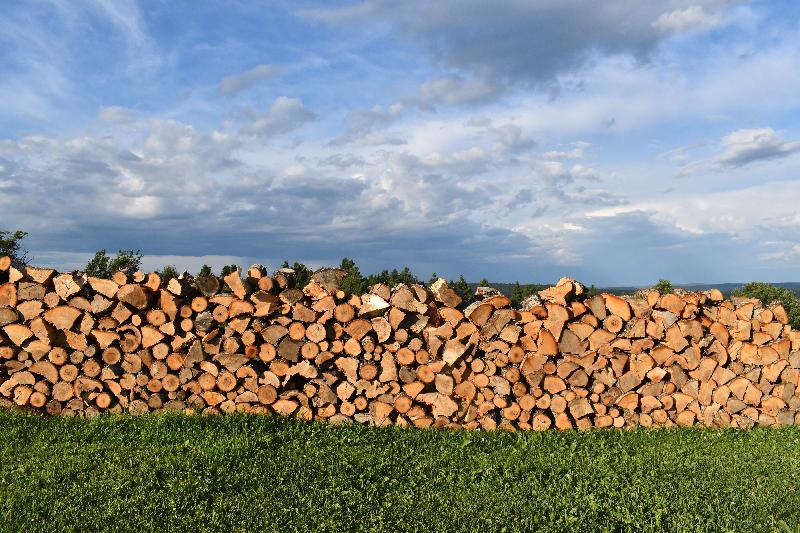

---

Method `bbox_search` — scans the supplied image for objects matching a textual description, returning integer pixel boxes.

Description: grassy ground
[0,412,798,532]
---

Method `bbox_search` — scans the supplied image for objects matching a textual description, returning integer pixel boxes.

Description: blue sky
[2,0,800,285]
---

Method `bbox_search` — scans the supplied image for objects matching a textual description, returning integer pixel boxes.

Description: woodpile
[1,255,799,429]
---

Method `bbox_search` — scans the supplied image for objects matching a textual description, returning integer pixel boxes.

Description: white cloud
[586,179,800,239]
[242,96,317,137]
[98,105,137,124]
[716,128,800,167]
[219,64,280,95]
[676,128,800,175]
[485,124,536,153]
[760,243,800,261]
[414,75,504,107]
[331,104,406,145]
[543,141,591,160]
[653,5,721,33]
[534,160,624,206]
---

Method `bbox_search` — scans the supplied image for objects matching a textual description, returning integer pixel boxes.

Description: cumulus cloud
[218,64,279,95]
[413,75,504,107]
[534,161,625,206]
[677,128,800,175]
[331,104,406,146]
[242,96,317,138]
[715,128,800,167]
[318,153,365,170]
[760,243,800,262]
[653,5,721,33]
[485,124,536,154]
[0,117,566,280]
[586,179,800,240]
[543,141,592,160]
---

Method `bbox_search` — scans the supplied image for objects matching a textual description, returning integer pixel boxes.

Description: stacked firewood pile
[1,255,799,429]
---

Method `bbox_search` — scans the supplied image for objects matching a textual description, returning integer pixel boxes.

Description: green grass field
[1,412,799,532]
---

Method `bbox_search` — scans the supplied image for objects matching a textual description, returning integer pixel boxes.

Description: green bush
[732,282,800,328]
[0,229,28,264]
[653,279,674,294]
[159,265,179,281]
[85,249,142,279]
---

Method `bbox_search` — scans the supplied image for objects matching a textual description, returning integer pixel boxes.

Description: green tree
[365,266,419,288]
[85,249,142,278]
[732,282,800,329]
[428,272,439,286]
[339,257,366,295]
[291,262,313,289]
[219,265,238,278]
[478,278,490,287]
[198,264,213,277]
[278,260,313,289]
[0,229,29,264]
[585,284,601,297]
[653,279,674,294]
[451,274,472,304]
[159,265,179,281]
[511,282,524,307]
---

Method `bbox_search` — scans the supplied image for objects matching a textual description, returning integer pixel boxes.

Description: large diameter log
[223,269,247,299]
[0,283,17,307]
[53,273,85,301]
[3,323,33,346]
[0,307,19,327]
[429,278,462,308]
[43,306,82,330]
[117,284,149,309]
[87,277,119,298]
[359,294,390,319]
[310,268,347,293]
[603,294,632,321]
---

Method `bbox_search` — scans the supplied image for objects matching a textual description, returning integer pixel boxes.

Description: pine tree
[451,274,472,303]
[511,282,523,307]
[339,257,366,295]
[220,264,238,278]
[291,262,312,288]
